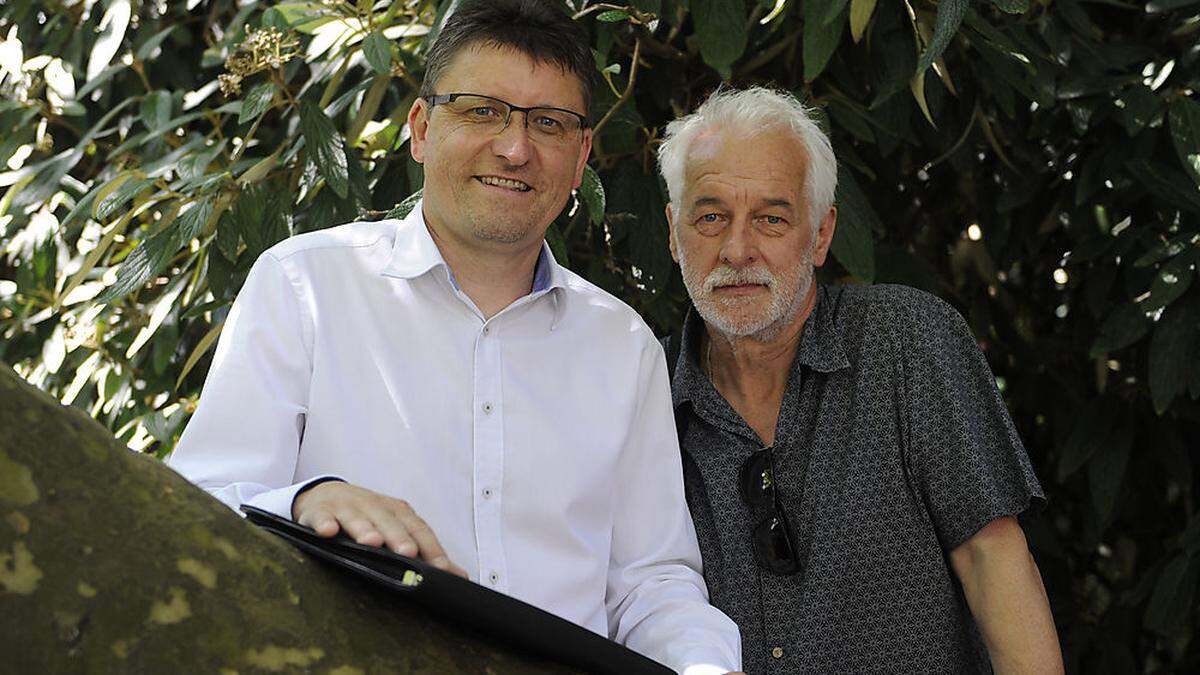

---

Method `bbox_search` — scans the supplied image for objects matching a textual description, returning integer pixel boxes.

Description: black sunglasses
[739,447,802,575]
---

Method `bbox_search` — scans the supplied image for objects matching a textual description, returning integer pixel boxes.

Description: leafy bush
[1,0,1198,670]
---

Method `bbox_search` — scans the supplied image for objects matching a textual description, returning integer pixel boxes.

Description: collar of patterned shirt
[167,202,742,674]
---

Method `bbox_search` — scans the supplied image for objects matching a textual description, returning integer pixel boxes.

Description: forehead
[436,43,585,111]
[684,130,809,203]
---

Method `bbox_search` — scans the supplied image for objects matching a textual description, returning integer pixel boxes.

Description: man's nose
[491,111,533,165]
[719,218,757,267]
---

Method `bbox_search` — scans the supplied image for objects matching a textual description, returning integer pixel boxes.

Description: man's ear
[665,204,680,263]
[571,128,594,188]
[407,98,430,164]
[812,206,837,267]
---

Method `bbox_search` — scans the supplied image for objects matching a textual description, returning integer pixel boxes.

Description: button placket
[472,319,507,592]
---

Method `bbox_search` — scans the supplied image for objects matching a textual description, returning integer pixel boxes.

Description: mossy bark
[0,365,573,674]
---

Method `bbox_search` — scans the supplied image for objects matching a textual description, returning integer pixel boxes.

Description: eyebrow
[759,198,794,209]
[689,196,795,210]
[690,196,726,209]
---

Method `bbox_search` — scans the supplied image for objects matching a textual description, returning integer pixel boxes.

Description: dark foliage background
[1,0,1197,670]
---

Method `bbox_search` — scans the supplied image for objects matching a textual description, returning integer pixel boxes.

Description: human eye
[468,103,503,119]
[694,213,726,233]
[756,213,789,233]
[534,115,565,132]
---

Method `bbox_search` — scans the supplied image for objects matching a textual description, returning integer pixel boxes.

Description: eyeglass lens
[439,95,583,139]
[740,448,802,575]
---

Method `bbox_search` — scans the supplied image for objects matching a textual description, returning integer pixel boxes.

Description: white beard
[679,239,816,342]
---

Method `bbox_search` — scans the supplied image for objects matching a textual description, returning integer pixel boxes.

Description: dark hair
[420,0,594,114]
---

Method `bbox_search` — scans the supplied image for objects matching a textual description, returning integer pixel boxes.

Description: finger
[446,562,469,579]
[296,508,341,538]
[338,512,385,548]
[393,506,451,570]
[367,510,419,557]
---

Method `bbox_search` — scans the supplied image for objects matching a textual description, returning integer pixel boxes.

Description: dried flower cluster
[218,27,299,96]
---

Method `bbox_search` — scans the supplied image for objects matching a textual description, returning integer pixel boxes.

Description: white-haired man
[658,87,1063,674]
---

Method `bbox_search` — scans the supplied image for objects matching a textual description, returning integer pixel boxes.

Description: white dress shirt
[167,204,741,673]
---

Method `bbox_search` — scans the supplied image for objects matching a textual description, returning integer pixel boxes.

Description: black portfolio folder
[241,505,672,674]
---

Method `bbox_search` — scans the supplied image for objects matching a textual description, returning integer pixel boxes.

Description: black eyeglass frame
[739,447,802,576]
[424,92,591,133]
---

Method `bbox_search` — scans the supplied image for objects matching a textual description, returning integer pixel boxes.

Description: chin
[464,210,538,244]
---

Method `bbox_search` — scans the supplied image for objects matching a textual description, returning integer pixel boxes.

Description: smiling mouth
[475,175,532,192]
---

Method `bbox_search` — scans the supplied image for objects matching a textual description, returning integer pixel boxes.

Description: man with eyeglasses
[659,87,1063,673]
[168,1,742,672]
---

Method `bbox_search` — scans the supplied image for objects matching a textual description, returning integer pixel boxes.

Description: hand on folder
[293,480,469,578]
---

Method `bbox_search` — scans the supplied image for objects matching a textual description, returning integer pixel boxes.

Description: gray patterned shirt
[667,283,1045,674]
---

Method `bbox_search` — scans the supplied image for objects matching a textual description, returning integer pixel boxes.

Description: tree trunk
[0,365,571,673]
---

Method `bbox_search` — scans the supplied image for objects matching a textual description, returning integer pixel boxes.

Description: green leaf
[140,90,173,133]
[1057,399,1113,481]
[1090,302,1150,357]
[596,10,632,22]
[386,189,423,220]
[362,30,393,76]
[75,63,127,101]
[98,197,213,304]
[1146,251,1196,313]
[135,25,178,61]
[916,0,967,76]
[991,0,1029,13]
[143,408,183,444]
[94,177,154,222]
[11,150,83,212]
[1086,410,1133,524]
[87,0,132,81]
[830,166,877,282]
[152,323,179,376]
[1126,160,1200,212]
[215,210,240,262]
[692,0,747,78]
[271,2,336,33]
[419,0,464,54]
[239,82,276,124]
[850,0,878,43]
[205,248,238,301]
[1133,232,1196,267]
[299,101,349,200]
[1149,301,1196,415]
[1118,85,1161,136]
[580,165,606,228]
[232,185,291,260]
[1144,555,1199,635]
[1168,97,1200,185]
[804,0,848,82]
[546,220,570,266]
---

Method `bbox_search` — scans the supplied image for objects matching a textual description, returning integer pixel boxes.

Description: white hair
[657,86,837,232]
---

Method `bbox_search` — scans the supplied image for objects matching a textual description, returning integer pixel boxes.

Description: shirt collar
[671,284,851,409]
[379,199,569,327]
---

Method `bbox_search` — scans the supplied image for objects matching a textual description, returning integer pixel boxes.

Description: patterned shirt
[667,283,1045,674]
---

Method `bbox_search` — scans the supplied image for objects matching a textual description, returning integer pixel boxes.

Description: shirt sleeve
[605,335,742,675]
[901,290,1045,552]
[167,252,339,518]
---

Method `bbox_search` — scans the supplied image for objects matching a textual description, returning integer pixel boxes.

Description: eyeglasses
[424,93,589,143]
[740,447,801,575]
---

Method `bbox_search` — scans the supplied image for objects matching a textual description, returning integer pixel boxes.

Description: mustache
[702,266,776,293]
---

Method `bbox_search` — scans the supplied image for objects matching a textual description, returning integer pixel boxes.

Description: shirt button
[771,647,784,659]
[488,572,500,585]
[481,487,493,499]
[482,402,493,414]
[482,325,490,335]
